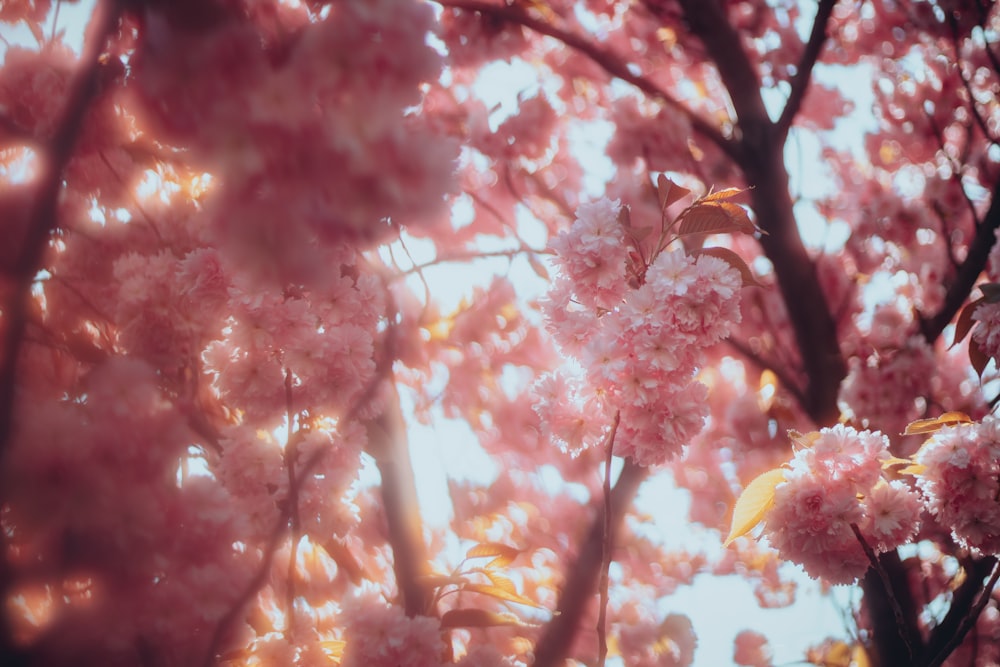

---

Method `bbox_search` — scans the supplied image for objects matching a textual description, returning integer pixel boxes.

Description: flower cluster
[338,593,443,667]
[972,300,1000,362]
[763,425,921,584]
[916,417,1000,554]
[537,198,743,466]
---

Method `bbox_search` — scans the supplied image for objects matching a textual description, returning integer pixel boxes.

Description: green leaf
[724,467,786,547]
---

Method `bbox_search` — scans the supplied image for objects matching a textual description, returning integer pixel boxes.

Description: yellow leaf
[852,644,871,667]
[789,429,821,449]
[700,187,745,202]
[462,583,545,608]
[881,456,915,470]
[903,412,972,435]
[898,463,926,476]
[466,542,522,569]
[724,467,786,547]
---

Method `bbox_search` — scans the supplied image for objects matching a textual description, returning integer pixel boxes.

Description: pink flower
[972,300,1000,361]
[763,425,920,583]
[734,630,773,667]
[338,593,443,667]
[917,418,1000,553]
[549,198,629,311]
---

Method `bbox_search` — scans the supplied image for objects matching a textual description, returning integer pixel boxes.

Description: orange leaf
[724,467,786,547]
[903,412,973,435]
[657,173,691,211]
[484,571,518,594]
[691,246,762,288]
[440,608,530,628]
[677,202,756,237]
[466,542,521,569]
[700,186,745,202]
[462,583,545,608]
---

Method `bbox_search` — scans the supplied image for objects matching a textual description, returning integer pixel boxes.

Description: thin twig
[283,368,301,639]
[775,0,839,140]
[596,411,621,667]
[435,0,735,160]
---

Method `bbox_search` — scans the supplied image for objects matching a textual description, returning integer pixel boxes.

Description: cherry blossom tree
[1,0,999,666]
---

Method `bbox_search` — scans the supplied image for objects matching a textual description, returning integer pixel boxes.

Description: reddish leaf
[691,246,762,287]
[952,296,985,348]
[440,608,529,628]
[657,173,691,211]
[970,337,991,377]
[677,202,756,237]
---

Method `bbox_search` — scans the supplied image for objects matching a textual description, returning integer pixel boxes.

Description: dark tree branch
[853,527,920,662]
[532,459,647,667]
[919,178,1000,343]
[434,0,737,161]
[947,9,1000,145]
[925,556,999,667]
[861,551,923,667]
[775,0,839,140]
[0,3,124,665]
[677,0,846,424]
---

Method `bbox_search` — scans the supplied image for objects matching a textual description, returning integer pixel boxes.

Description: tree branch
[533,458,647,667]
[919,177,1000,344]
[925,555,998,667]
[775,0,839,140]
[366,385,433,617]
[0,3,124,665]
[434,0,736,160]
[861,551,923,667]
[677,0,846,424]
